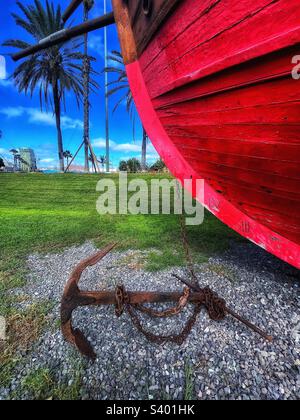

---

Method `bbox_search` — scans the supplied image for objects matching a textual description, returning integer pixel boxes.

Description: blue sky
[0,0,158,170]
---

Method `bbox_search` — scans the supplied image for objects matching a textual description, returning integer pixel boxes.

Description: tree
[105,51,149,170]
[0,157,5,170]
[126,158,141,173]
[119,160,128,172]
[63,150,73,167]
[3,1,97,172]
[99,155,106,172]
[83,0,95,173]
[150,158,166,172]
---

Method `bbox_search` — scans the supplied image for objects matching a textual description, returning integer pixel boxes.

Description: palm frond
[3,0,98,113]
[2,39,31,49]
[107,85,129,97]
[104,50,137,121]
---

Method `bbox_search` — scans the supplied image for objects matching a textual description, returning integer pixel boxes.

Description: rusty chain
[127,303,202,345]
[133,287,190,318]
[176,180,199,286]
[203,287,226,321]
[112,182,228,346]
[114,283,228,346]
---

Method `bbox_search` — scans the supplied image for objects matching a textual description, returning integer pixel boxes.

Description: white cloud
[93,139,145,153]
[107,56,124,69]
[0,56,6,80]
[147,143,158,154]
[146,153,159,160]
[113,143,141,152]
[88,33,123,67]
[0,107,24,118]
[92,138,159,159]
[88,35,104,57]
[92,137,116,149]
[0,79,14,88]
[0,106,83,130]
[26,109,55,125]
[39,158,55,163]
[60,115,83,130]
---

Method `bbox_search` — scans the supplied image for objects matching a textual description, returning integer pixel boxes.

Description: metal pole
[62,0,84,22]
[64,140,85,173]
[87,138,101,173]
[12,13,115,62]
[104,0,110,173]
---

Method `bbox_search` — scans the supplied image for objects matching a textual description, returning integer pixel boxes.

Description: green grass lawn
[0,172,238,266]
[0,171,241,312]
[0,172,240,395]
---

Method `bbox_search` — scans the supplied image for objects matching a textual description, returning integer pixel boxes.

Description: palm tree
[3,1,97,172]
[98,155,106,172]
[83,0,95,173]
[104,50,149,170]
[63,150,73,167]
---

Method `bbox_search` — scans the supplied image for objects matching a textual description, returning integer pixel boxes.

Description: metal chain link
[133,287,190,318]
[175,180,199,286]
[113,181,227,346]
[126,302,202,345]
[115,284,202,344]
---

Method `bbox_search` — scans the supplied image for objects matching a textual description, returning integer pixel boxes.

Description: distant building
[4,166,14,173]
[19,148,37,172]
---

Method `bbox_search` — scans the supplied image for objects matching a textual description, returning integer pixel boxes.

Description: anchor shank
[71,290,205,307]
[226,307,273,342]
[172,273,273,342]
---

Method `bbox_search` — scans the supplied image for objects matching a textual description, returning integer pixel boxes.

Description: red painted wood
[141,0,300,98]
[152,47,295,110]
[126,61,300,269]
[124,0,300,269]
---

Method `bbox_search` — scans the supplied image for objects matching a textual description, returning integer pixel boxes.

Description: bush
[119,160,128,172]
[119,158,142,173]
[150,158,166,172]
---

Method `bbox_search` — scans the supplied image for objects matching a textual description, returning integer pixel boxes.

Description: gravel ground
[1,241,300,400]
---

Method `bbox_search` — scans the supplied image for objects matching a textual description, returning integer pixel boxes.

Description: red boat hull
[113,0,300,269]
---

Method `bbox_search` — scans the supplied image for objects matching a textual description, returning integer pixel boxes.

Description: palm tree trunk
[83,4,90,173]
[141,126,147,171]
[52,80,64,172]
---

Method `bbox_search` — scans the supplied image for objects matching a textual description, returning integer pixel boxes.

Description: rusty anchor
[61,244,273,361]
